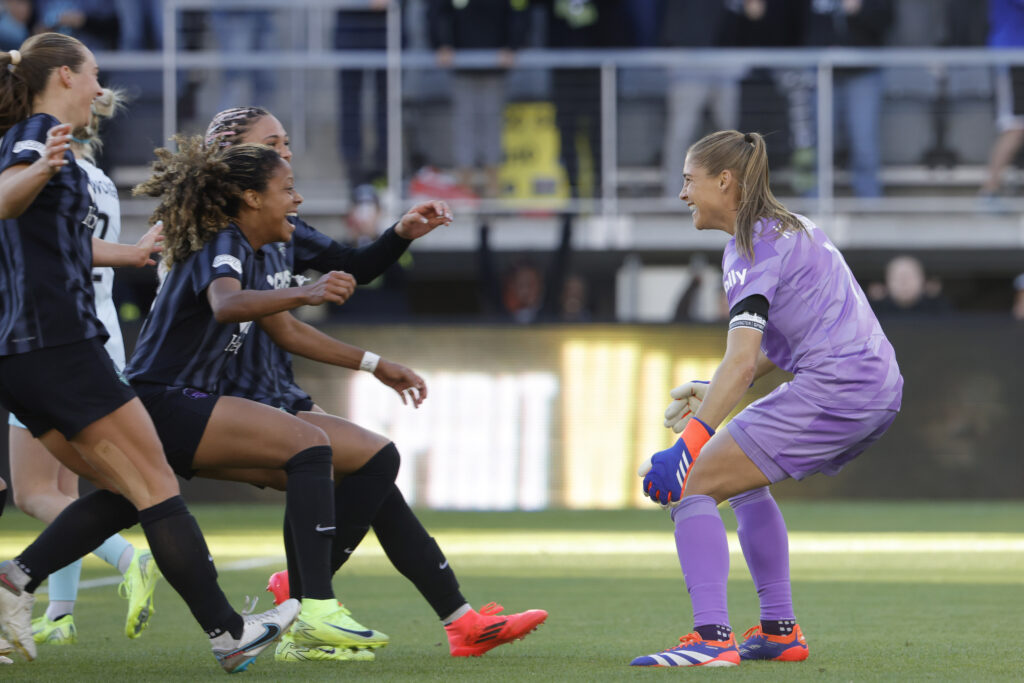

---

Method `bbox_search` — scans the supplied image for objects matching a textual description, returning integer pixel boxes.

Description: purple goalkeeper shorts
[727,381,899,483]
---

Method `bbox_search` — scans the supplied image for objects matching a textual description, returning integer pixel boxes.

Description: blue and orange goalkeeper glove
[638,418,715,506]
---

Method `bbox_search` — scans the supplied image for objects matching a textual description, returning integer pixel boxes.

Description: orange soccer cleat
[738,624,809,661]
[445,602,547,657]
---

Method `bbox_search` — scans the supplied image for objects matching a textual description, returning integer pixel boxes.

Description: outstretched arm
[300,201,452,283]
[92,221,164,268]
[258,310,427,407]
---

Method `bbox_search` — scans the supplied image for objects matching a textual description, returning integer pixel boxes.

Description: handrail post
[385,0,403,216]
[816,59,835,223]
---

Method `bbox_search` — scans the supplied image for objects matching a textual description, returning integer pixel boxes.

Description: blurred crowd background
[1,0,1023,506]
[2,0,1021,326]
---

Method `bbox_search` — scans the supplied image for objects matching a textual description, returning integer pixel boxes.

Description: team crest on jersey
[213,254,243,274]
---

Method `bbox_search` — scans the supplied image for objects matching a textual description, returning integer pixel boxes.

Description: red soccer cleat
[445,602,547,657]
[266,571,290,606]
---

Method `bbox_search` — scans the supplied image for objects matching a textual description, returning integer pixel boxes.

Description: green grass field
[1,501,1022,681]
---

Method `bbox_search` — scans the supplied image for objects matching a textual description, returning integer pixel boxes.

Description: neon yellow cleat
[32,613,77,645]
[118,549,161,639]
[292,599,389,650]
[275,632,376,662]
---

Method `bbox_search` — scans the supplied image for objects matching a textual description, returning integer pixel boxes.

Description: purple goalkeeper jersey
[721,215,902,411]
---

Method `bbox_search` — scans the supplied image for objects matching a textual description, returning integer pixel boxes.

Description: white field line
[58,532,1023,594]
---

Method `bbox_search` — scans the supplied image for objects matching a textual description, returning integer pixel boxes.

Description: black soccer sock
[695,624,733,642]
[372,485,466,619]
[16,489,138,592]
[330,443,400,572]
[760,618,797,636]
[284,445,335,600]
[138,496,241,639]
[0,488,7,518]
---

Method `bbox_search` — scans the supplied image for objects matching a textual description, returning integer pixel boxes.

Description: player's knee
[12,485,59,520]
[296,423,330,450]
[363,442,400,482]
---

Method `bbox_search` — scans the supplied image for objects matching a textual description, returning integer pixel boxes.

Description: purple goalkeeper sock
[729,487,795,621]
[671,495,730,629]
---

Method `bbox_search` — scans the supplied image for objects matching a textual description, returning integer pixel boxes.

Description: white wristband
[359,351,380,373]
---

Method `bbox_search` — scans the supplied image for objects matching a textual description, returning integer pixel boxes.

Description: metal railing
[88,0,1024,248]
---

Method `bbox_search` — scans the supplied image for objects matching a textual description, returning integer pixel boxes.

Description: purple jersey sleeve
[722,221,786,310]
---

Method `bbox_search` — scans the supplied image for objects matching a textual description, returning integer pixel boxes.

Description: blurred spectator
[536,0,628,199]
[560,273,591,322]
[428,0,529,198]
[1013,273,1024,320]
[716,0,807,188]
[802,0,893,199]
[660,0,747,197]
[35,0,118,51]
[0,0,32,49]
[871,255,951,315]
[979,0,1024,207]
[334,0,392,188]
[626,0,660,47]
[478,215,582,322]
[114,0,161,50]
[210,10,274,111]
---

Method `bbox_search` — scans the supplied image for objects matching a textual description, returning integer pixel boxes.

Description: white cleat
[0,561,36,661]
[0,633,14,662]
[210,598,300,673]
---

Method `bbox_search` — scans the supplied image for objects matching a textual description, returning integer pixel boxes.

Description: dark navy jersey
[0,113,105,355]
[220,216,410,411]
[127,224,262,392]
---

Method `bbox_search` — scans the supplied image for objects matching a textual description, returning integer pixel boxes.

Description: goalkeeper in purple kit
[632,130,902,668]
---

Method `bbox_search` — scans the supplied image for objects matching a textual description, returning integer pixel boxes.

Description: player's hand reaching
[373,360,428,408]
[638,418,714,507]
[664,380,709,433]
[42,123,73,172]
[303,270,356,306]
[395,200,454,240]
[132,221,164,267]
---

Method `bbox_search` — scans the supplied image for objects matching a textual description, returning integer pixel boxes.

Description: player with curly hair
[127,136,441,662]
[202,106,548,661]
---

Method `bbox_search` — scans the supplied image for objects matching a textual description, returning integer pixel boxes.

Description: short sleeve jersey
[0,114,105,355]
[78,158,126,369]
[127,224,262,392]
[722,216,902,410]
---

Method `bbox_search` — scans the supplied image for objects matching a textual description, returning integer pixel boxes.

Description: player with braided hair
[0,33,300,671]
[201,107,548,661]
[632,130,901,667]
